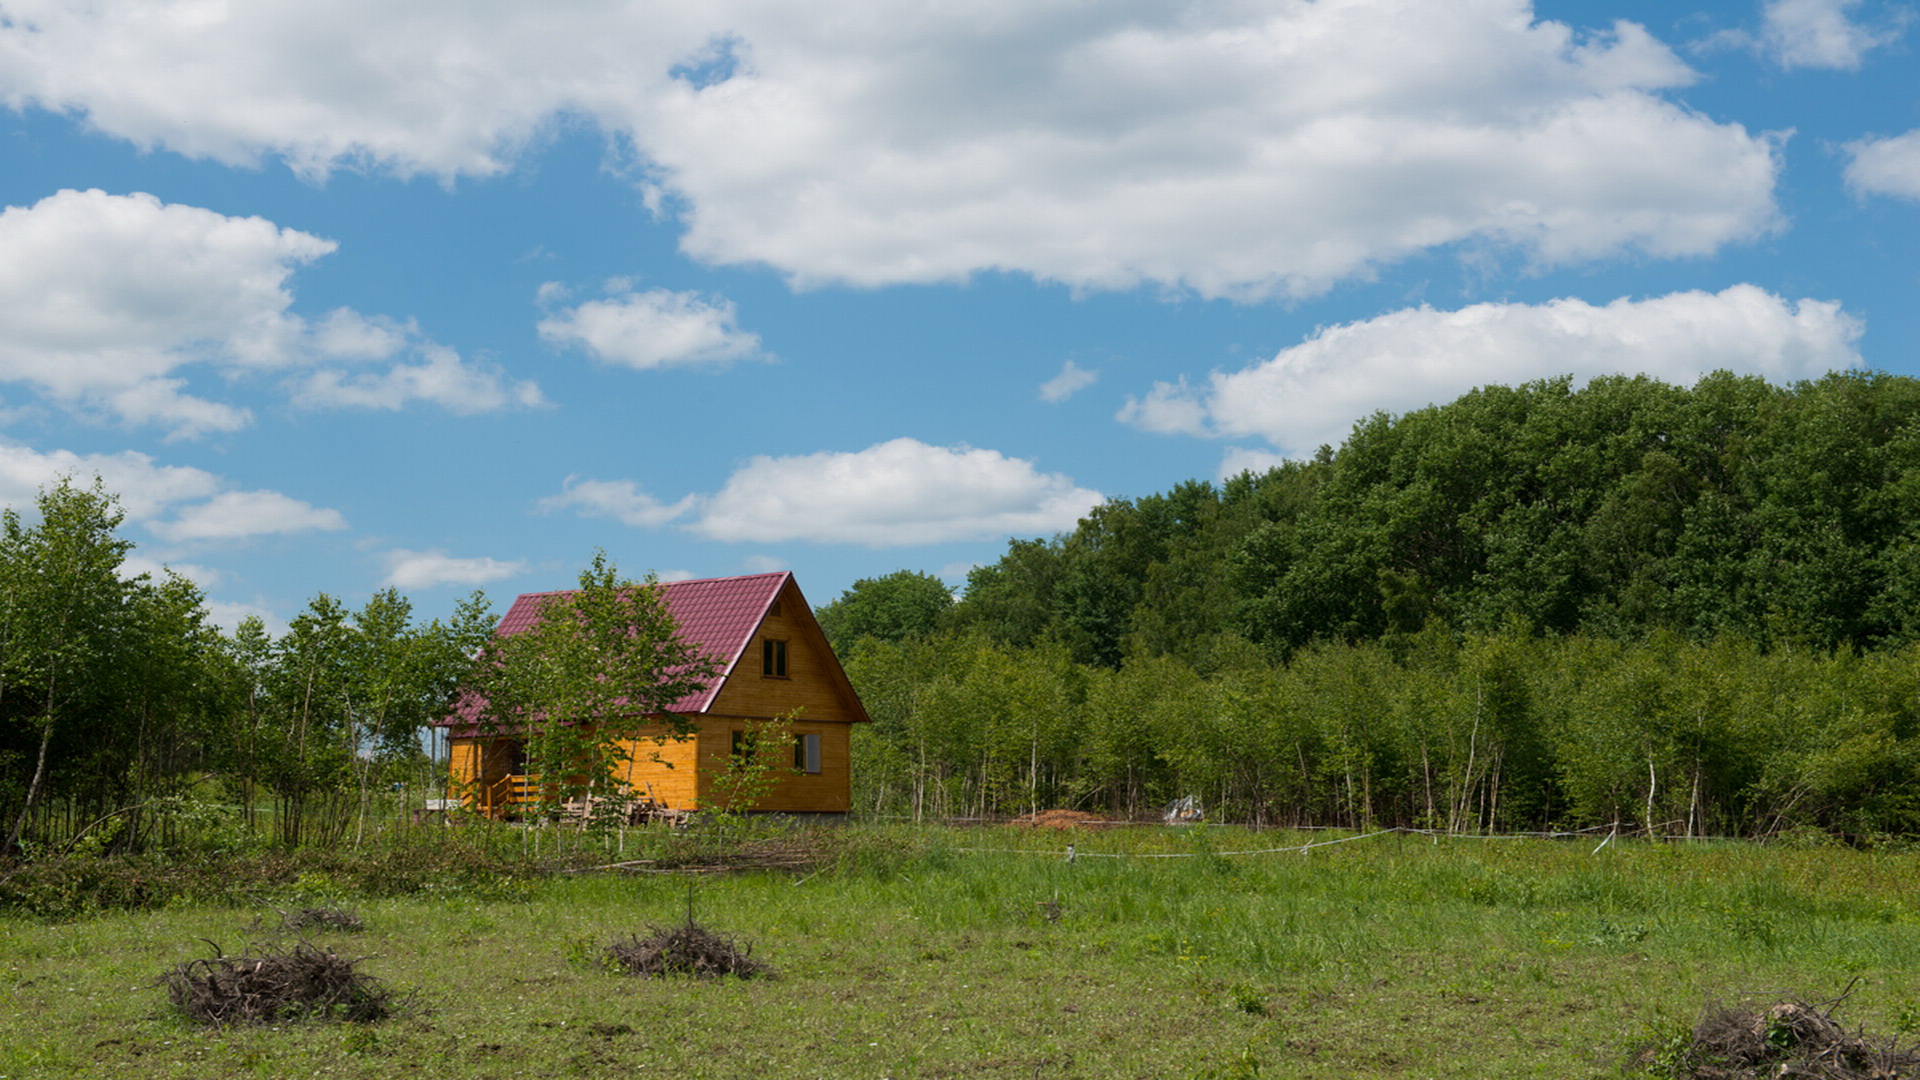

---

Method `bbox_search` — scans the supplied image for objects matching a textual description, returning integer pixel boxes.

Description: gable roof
[443,571,869,727]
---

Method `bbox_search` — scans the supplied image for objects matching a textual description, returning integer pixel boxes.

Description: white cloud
[1121,285,1863,456]
[1117,375,1213,437]
[310,309,413,360]
[294,346,546,413]
[1756,0,1902,69]
[0,441,350,553]
[694,438,1102,546]
[380,548,526,589]
[202,599,287,638]
[0,189,327,436]
[1845,129,1920,201]
[657,569,697,583]
[741,555,789,573]
[1218,447,1293,481]
[538,287,767,370]
[119,555,225,589]
[0,3,1781,300]
[151,490,349,543]
[0,190,542,434]
[538,477,699,528]
[542,440,1102,546]
[0,442,222,521]
[1039,360,1098,403]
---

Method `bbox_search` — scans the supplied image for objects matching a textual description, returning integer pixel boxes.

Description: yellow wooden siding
[608,725,702,808]
[692,716,852,813]
[709,586,859,723]
[446,578,861,815]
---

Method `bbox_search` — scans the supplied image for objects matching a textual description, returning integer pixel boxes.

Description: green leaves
[465,551,720,811]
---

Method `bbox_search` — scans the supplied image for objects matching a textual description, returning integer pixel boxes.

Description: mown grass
[3,825,1918,1079]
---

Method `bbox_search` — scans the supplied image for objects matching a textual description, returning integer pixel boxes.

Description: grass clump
[160,941,408,1027]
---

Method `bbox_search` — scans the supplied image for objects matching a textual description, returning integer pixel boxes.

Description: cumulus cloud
[1845,130,1920,201]
[1039,360,1098,403]
[150,490,349,543]
[0,442,221,521]
[380,548,526,589]
[1121,285,1864,456]
[119,555,225,589]
[541,439,1101,546]
[0,440,351,554]
[1218,447,1293,482]
[1754,0,1903,69]
[537,477,698,527]
[538,286,767,370]
[0,189,540,435]
[694,438,1102,546]
[202,599,287,637]
[0,189,328,436]
[0,3,1781,299]
[294,346,545,412]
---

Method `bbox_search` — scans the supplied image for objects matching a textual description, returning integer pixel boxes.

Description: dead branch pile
[1007,809,1112,830]
[161,941,404,1026]
[1637,985,1920,1079]
[283,906,364,933]
[604,922,771,980]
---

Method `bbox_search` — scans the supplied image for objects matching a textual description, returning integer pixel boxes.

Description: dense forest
[825,370,1920,836]
[4,370,1918,853]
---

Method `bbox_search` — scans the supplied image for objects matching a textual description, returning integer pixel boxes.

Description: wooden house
[441,571,869,818]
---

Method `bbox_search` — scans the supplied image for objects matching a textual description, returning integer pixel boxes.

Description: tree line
[822,370,1920,836]
[0,480,494,855]
[5,369,1917,852]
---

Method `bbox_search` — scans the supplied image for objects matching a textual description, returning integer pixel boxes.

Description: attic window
[768,599,783,617]
[763,638,788,677]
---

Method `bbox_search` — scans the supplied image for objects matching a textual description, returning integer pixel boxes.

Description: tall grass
[5,825,1918,1078]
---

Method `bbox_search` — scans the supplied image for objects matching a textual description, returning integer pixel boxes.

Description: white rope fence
[951,821,1657,860]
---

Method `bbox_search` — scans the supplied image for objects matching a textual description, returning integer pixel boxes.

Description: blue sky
[1,0,1917,633]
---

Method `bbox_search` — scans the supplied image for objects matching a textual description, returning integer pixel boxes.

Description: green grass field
[3,827,1917,1079]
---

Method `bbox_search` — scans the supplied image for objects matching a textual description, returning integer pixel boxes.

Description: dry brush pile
[604,921,771,980]
[161,941,407,1026]
[1639,986,1920,1079]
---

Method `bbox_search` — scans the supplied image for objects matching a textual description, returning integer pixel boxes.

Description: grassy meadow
[3,826,1918,1079]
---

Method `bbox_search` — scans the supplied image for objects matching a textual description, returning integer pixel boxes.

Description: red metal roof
[446,571,790,725]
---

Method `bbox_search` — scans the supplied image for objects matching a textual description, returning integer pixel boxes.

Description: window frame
[762,637,788,677]
[793,732,822,775]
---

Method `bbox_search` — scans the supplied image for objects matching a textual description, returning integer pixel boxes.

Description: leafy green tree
[2,479,136,855]
[816,570,953,650]
[465,552,720,814]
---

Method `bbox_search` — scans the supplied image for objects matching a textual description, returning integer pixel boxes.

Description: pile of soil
[1007,810,1112,830]
[604,922,771,979]
[161,941,404,1026]
[1636,990,1919,1079]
